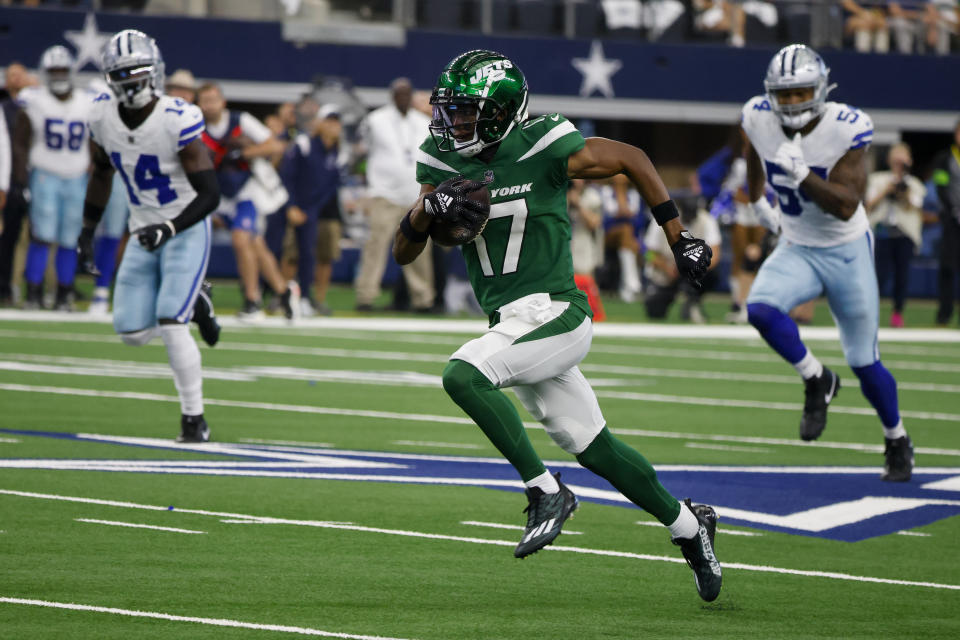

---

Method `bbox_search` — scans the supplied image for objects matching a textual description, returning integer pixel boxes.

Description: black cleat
[800,367,840,441]
[23,283,44,310]
[54,284,75,312]
[514,473,578,558]
[279,280,301,321]
[882,436,914,482]
[192,281,221,347]
[672,499,723,602]
[177,414,210,443]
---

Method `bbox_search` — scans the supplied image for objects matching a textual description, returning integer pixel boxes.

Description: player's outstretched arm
[76,140,117,274]
[393,183,435,266]
[568,137,712,286]
[796,147,867,221]
[745,133,780,233]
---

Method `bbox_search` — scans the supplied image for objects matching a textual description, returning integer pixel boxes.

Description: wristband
[400,211,430,243]
[650,199,680,226]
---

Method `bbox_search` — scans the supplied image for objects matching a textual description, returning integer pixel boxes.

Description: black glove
[423,175,490,229]
[137,221,175,252]
[76,227,100,276]
[671,230,713,288]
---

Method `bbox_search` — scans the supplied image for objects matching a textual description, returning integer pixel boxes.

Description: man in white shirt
[354,78,433,311]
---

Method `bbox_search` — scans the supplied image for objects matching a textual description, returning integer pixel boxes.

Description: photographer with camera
[866,143,925,328]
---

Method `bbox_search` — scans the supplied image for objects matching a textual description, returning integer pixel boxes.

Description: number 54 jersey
[88,93,204,231]
[741,96,872,248]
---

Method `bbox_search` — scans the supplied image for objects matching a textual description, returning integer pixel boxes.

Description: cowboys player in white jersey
[76,30,221,443]
[742,44,913,481]
[12,46,95,310]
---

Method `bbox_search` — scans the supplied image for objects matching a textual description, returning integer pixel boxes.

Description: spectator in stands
[866,143,926,327]
[643,196,722,322]
[568,179,606,321]
[353,77,432,312]
[693,0,747,47]
[165,69,197,104]
[921,0,959,53]
[843,0,890,52]
[280,104,343,316]
[932,119,960,325]
[197,82,298,320]
[0,63,31,306]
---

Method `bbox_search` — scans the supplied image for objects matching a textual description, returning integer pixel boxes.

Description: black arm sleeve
[169,169,221,234]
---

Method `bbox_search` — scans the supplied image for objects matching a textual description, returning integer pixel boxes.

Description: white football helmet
[101,29,165,109]
[763,44,835,129]
[39,45,76,96]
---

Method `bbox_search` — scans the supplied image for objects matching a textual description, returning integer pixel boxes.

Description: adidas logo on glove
[684,245,704,263]
[426,193,454,215]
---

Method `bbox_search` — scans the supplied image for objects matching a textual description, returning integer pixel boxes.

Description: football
[429,184,491,247]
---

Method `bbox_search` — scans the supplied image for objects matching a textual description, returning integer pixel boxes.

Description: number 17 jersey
[741,96,871,247]
[88,92,204,231]
[416,113,590,318]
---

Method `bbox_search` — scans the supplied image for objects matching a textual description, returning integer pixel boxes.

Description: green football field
[1,303,959,639]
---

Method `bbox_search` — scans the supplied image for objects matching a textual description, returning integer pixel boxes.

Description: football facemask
[763,44,835,130]
[102,29,165,109]
[429,49,528,157]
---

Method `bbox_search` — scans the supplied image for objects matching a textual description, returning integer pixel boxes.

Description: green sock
[576,427,680,525]
[442,359,546,482]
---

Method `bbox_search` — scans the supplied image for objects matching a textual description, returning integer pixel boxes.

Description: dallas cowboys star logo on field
[571,40,623,99]
[64,13,112,71]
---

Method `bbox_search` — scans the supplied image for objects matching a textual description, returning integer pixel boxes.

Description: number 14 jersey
[741,96,871,247]
[88,92,204,231]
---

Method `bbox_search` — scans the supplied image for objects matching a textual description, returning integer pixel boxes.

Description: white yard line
[896,531,932,537]
[74,518,206,534]
[0,596,413,639]
[3,309,958,342]
[595,390,960,423]
[392,441,483,450]
[3,351,957,394]
[4,382,960,458]
[684,442,772,454]
[3,328,960,376]
[2,489,955,592]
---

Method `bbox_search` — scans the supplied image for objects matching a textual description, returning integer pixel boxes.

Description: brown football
[429,185,491,247]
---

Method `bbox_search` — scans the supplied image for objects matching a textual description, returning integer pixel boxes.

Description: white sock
[667,501,700,540]
[525,471,559,495]
[794,351,824,380]
[618,248,641,295]
[884,420,907,440]
[160,323,204,415]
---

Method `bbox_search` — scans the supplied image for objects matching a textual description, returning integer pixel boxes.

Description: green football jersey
[416,113,592,320]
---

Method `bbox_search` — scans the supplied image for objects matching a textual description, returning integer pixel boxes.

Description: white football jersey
[17,85,95,178]
[741,96,872,247]
[88,93,204,231]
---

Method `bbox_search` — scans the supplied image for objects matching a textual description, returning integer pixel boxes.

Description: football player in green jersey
[394,50,721,601]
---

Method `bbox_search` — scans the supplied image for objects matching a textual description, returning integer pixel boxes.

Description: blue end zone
[3,428,959,543]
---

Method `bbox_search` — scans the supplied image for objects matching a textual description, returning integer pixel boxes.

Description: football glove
[76,226,100,276]
[773,132,810,186]
[137,221,176,251]
[423,175,490,231]
[751,196,781,234]
[671,230,713,288]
